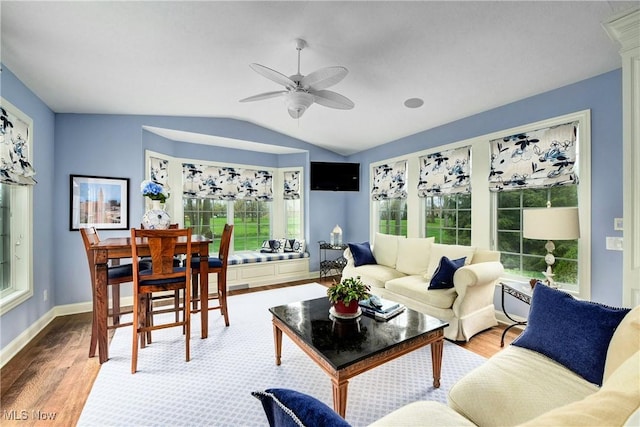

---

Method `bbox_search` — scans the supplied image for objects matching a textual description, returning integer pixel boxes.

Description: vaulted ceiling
[1,1,636,155]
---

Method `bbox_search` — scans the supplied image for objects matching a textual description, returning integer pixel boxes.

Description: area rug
[78,283,486,426]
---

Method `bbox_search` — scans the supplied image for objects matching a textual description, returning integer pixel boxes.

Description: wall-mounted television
[310,161,360,192]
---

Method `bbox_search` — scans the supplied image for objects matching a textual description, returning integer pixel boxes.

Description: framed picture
[70,175,129,230]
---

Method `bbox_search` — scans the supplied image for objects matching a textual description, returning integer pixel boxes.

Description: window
[378,199,407,236]
[496,186,579,290]
[419,146,472,244]
[284,199,302,239]
[0,99,35,314]
[283,169,302,240]
[183,198,225,254]
[489,112,589,294]
[424,193,471,244]
[233,200,271,251]
[372,161,408,236]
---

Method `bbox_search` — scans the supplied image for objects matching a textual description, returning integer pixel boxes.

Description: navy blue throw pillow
[348,242,376,267]
[428,256,466,290]
[512,284,630,386]
[252,388,351,427]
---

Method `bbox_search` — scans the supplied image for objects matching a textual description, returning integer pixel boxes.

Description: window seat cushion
[229,251,310,265]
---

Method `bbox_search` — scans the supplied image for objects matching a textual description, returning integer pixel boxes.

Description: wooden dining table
[88,234,212,363]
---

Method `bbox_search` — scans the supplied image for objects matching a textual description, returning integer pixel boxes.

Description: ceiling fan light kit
[240,38,354,119]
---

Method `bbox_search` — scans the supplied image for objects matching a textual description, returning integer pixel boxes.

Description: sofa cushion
[448,346,599,426]
[395,237,434,275]
[386,275,457,309]
[252,388,350,427]
[512,284,631,386]
[348,242,376,267]
[373,232,405,269]
[428,256,466,290]
[425,244,475,280]
[604,305,640,383]
[518,351,640,427]
[347,264,406,289]
[368,401,475,427]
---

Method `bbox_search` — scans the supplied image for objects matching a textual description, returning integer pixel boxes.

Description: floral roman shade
[149,156,169,186]
[182,163,273,201]
[1,105,36,185]
[489,121,579,192]
[417,146,470,196]
[371,160,407,200]
[283,171,300,200]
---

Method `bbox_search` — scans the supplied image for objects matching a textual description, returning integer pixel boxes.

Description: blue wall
[346,70,623,307]
[0,64,624,352]
[1,67,56,348]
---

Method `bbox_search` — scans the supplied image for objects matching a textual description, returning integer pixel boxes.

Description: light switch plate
[614,218,623,231]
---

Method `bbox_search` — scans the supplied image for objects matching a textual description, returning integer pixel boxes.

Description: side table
[318,241,348,279]
[500,282,532,347]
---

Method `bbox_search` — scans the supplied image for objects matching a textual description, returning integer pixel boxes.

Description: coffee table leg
[273,323,282,366]
[331,378,349,418]
[431,338,443,388]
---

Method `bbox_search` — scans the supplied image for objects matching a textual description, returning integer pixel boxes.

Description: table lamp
[522,204,580,288]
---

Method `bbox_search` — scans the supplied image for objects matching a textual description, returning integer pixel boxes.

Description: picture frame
[70,175,129,230]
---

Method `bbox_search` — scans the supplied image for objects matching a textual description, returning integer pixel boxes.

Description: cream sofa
[370,295,640,427]
[254,290,639,427]
[341,233,503,341]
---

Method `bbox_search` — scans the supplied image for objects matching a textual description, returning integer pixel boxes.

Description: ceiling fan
[240,38,354,119]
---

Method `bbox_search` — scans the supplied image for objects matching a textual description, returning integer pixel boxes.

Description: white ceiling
[1,1,636,156]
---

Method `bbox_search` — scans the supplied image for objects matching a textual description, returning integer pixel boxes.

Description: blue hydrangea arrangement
[140,179,169,203]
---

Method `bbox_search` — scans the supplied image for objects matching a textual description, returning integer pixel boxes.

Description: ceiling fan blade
[239,91,286,103]
[301,66,348,90]
[312,90,355,110]
[249,63,296,89]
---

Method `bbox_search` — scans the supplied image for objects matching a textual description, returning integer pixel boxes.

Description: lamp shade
[523,207,580,240]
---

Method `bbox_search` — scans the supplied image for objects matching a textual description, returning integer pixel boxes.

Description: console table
[500,282,532,347]
[318,241,348,279]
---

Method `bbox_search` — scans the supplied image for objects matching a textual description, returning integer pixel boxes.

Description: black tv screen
[310,162,360,192]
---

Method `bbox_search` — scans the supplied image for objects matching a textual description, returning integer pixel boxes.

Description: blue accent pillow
[252,388,351,427]
[348,242,376,267]
[428,256,466,290]
[512,284,630,386]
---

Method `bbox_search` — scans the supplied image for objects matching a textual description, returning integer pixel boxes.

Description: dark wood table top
[269,297,448,370]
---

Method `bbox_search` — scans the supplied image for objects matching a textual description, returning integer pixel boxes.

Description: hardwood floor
[0,279,521,426]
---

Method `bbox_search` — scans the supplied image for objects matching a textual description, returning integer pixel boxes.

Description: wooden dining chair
[80,227,139,357]
[190,224,233,326]
[130,227,192,373]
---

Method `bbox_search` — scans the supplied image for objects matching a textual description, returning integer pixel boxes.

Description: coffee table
[269,297,449,418]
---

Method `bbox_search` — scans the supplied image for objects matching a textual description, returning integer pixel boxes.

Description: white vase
[142,200,171,229]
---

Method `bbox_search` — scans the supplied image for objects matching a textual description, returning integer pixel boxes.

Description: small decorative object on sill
[141,180,171,229]
[529,279,538,289]
[330,224,343,246]
[327,276,370,318]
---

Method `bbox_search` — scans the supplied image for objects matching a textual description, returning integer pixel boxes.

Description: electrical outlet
[606,236,623,251]
[43,290,48,301]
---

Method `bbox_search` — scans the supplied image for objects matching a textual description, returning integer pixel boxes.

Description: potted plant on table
[327,276,370,316]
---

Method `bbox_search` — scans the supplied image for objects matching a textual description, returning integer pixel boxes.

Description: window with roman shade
[1,104,36,185]
[283,170,300,200]
[371,161,407,200]
[417,146,470,196]
[149,156,169,186]
[182,163,273,201]
[489,121,579,192]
